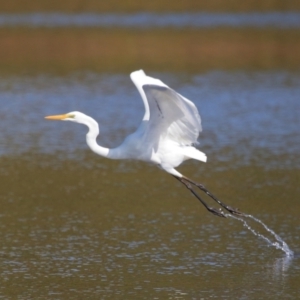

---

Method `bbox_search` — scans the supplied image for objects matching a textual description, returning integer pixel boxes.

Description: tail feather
[184,147,207,162]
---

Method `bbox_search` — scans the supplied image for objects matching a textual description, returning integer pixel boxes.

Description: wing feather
[130,70,202,146]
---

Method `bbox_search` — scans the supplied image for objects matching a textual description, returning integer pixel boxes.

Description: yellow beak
[45,114,69,120]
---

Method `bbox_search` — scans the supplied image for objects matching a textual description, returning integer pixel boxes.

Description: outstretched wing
[130,70,202,146]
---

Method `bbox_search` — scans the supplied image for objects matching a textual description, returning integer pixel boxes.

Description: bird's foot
[208,207,226,218]
[226,206,244,216]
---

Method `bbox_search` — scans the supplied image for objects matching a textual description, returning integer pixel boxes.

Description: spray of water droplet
[226,213,293,257]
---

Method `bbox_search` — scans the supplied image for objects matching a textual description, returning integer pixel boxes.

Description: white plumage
[46,70,241,218]
[113,70,207,176]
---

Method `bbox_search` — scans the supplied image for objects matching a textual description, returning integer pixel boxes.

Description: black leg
[174,176,226,218]
[181,176,243,216]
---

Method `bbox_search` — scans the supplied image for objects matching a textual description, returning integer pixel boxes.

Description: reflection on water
[1,12,300,28]
[271,256,293,279]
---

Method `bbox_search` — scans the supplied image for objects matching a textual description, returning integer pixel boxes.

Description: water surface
[0,70,299,298]
[1,71,299,165]
[1,12,300,28]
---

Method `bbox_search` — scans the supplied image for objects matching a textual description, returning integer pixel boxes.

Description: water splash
[227,213,294,257]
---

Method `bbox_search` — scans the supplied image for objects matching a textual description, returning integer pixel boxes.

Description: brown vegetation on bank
[0,28,299,74]
[0,0,299,12]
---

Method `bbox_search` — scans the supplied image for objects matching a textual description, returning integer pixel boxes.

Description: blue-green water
[1,71,299,165]
[0,70,299,298]
[0,12,300,28]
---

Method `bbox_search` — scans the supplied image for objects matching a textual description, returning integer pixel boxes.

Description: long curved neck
[83,116,111,158]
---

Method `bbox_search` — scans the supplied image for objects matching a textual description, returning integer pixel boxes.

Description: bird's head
[45,111,88,124]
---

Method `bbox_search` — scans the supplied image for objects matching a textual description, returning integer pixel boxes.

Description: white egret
[45,70,242,217]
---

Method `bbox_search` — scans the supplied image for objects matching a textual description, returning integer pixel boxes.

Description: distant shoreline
[0,27,299,74]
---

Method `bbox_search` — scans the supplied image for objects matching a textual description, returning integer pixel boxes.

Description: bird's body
[46,70,241,217]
